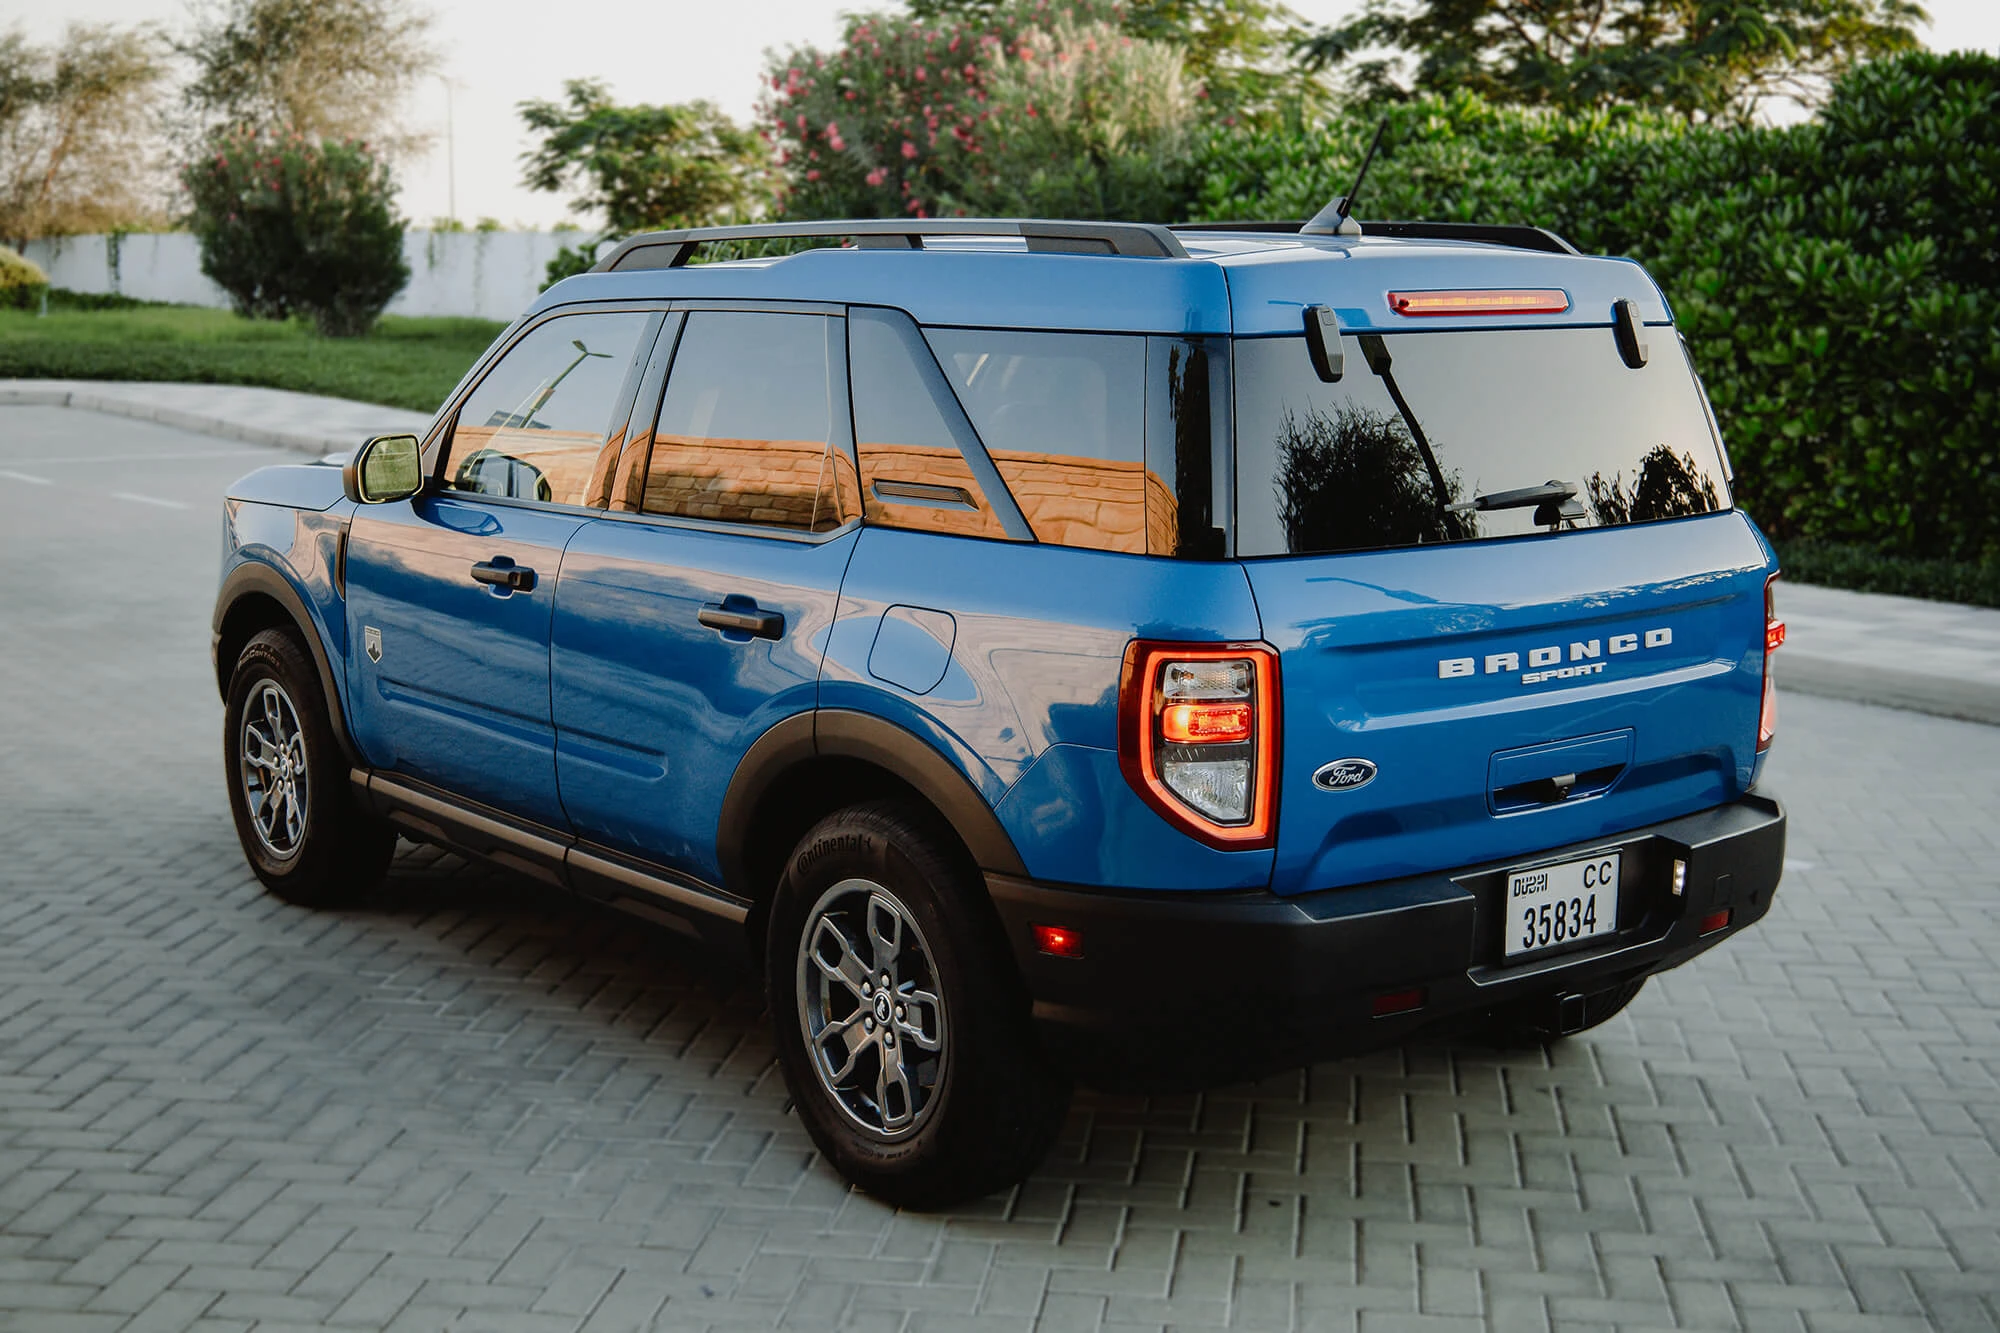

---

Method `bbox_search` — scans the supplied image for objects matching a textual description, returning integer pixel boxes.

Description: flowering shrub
[760,0,1176,221]
[947,16,1196,219]
[183,129,410,336]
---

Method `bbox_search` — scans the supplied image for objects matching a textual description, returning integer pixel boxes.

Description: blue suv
[213,216,1787,1206]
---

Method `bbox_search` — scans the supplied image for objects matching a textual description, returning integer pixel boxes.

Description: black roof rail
[594,219,1190,272]
[1170,219,1579,255]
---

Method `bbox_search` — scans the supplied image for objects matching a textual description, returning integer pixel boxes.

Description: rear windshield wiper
[1356,334,1451,517]
[1448,479,1585,525]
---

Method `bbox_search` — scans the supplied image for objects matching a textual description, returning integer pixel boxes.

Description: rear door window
[1233,327,1731,558]
[641,311,860,533]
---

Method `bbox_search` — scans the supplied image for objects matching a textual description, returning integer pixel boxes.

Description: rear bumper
[986,793,1785,1086]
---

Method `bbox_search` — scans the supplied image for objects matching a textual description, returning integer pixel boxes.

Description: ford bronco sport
[212,214,1786,1207]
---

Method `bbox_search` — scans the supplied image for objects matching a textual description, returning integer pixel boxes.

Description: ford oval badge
[1312,758,1377,792]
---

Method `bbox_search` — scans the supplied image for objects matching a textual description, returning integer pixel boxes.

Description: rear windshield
[1233,327,1731,559]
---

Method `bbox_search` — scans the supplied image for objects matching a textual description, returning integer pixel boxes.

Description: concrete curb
[1780,655,2000,728]
[0,384,387,457]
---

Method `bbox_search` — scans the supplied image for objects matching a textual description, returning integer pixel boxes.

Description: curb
[0,385,367,458]
[1779,654,2000,729]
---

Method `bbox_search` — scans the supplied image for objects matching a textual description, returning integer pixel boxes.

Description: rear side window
[446,311,654,507]
[848,308,1018,541]
[924,329,1225,557]
[1234,327,1731,558]
[642,311,860,533]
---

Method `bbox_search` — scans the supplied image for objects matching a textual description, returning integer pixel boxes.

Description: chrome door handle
[699,600,783,640]
[470,559,536,591]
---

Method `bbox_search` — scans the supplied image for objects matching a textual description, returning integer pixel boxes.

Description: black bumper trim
[986,794,1785,1086]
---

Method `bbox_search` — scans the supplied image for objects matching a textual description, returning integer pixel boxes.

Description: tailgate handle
[1489,730,1634,814]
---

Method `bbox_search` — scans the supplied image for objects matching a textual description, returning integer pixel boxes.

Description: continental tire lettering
[796,832,871,878]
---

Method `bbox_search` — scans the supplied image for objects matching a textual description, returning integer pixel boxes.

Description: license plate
[1505,852,1620,958]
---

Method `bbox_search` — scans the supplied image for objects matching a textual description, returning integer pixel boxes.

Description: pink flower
[901,140,918,159]
[845,89,856,100]
[865,167,887,186]
[915,67,927,81]
[806,169,820,181]
[829,135,845,151]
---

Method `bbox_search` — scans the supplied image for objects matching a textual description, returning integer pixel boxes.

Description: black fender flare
[212,560,361,767]
[716,708,1029,899]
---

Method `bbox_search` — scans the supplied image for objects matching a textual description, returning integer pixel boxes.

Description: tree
[911,0,1315,117]
[1296,0,1927,120]
[519,80,770,234]
[178,0,438,150]
[184,128,411,335]
[0,23,169,246]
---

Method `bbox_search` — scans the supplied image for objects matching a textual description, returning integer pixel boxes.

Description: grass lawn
[0,303,506,413]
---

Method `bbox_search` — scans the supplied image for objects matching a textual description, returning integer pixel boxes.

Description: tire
[224,627,396,906]
[1488,976,1648,1045]
[766,800,1071,1209]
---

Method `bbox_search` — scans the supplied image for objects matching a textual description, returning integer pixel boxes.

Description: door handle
[699,600,784,640]
[471,558,536,591]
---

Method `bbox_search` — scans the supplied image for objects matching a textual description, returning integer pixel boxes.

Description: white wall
[24,230,579,323]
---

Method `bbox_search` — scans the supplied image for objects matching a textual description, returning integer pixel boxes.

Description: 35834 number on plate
[1505,852,1619,958]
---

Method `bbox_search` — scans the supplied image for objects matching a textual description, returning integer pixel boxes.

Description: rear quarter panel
[822,527,1276,890]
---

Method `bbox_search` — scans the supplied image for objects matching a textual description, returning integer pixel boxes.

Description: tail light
[1758,573,1784,752]
[1119,641,1279,849]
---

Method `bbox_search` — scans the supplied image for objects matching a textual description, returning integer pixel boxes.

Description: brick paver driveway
[3,404,1997,1332]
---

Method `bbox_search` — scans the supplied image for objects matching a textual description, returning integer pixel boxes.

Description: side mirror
[343,434,424,504]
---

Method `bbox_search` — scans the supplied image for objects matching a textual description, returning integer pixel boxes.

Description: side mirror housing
[343,433,425,504]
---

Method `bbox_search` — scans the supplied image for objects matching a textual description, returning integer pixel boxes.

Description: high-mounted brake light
[1119,642,1279,849]
[1759,573,1783,752]
[1387,288,1571,317]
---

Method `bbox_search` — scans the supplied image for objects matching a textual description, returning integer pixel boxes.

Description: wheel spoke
[893,986,944,1052]
[875,1047,916,1129]
[809,917,870,1000]
[243,723,278,768]
[816,1011,871,1084]
[866,894,903,973]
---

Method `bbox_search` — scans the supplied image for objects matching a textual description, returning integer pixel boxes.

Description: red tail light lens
[1388,288,1571,317]
[1119,642,1279,849]
[1759,573,1782,752]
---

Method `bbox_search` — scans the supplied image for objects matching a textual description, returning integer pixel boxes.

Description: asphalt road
[2,403,1997,1332]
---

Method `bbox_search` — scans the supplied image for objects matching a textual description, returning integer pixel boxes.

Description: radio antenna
[1302,118,1389,237]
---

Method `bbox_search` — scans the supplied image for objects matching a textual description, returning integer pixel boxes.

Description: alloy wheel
[239,677,309,858]
[796,878,949,1138]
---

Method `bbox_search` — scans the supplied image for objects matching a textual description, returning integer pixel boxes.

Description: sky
[10,0,2000,231]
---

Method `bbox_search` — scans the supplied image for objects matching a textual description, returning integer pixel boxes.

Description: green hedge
[1191,51,2000,566]
[1778,543,2000,610]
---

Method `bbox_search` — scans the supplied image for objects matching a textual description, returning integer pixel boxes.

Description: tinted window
[849,308,1014,541]
[1145,336,1229,559]
[1233,327,1731,558]
[642,311,859,532]
[925,329,1152,552]
[446,311,653,507]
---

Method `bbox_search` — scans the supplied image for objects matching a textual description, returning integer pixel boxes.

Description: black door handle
[471,559,536,591]
[699,600,783,640]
